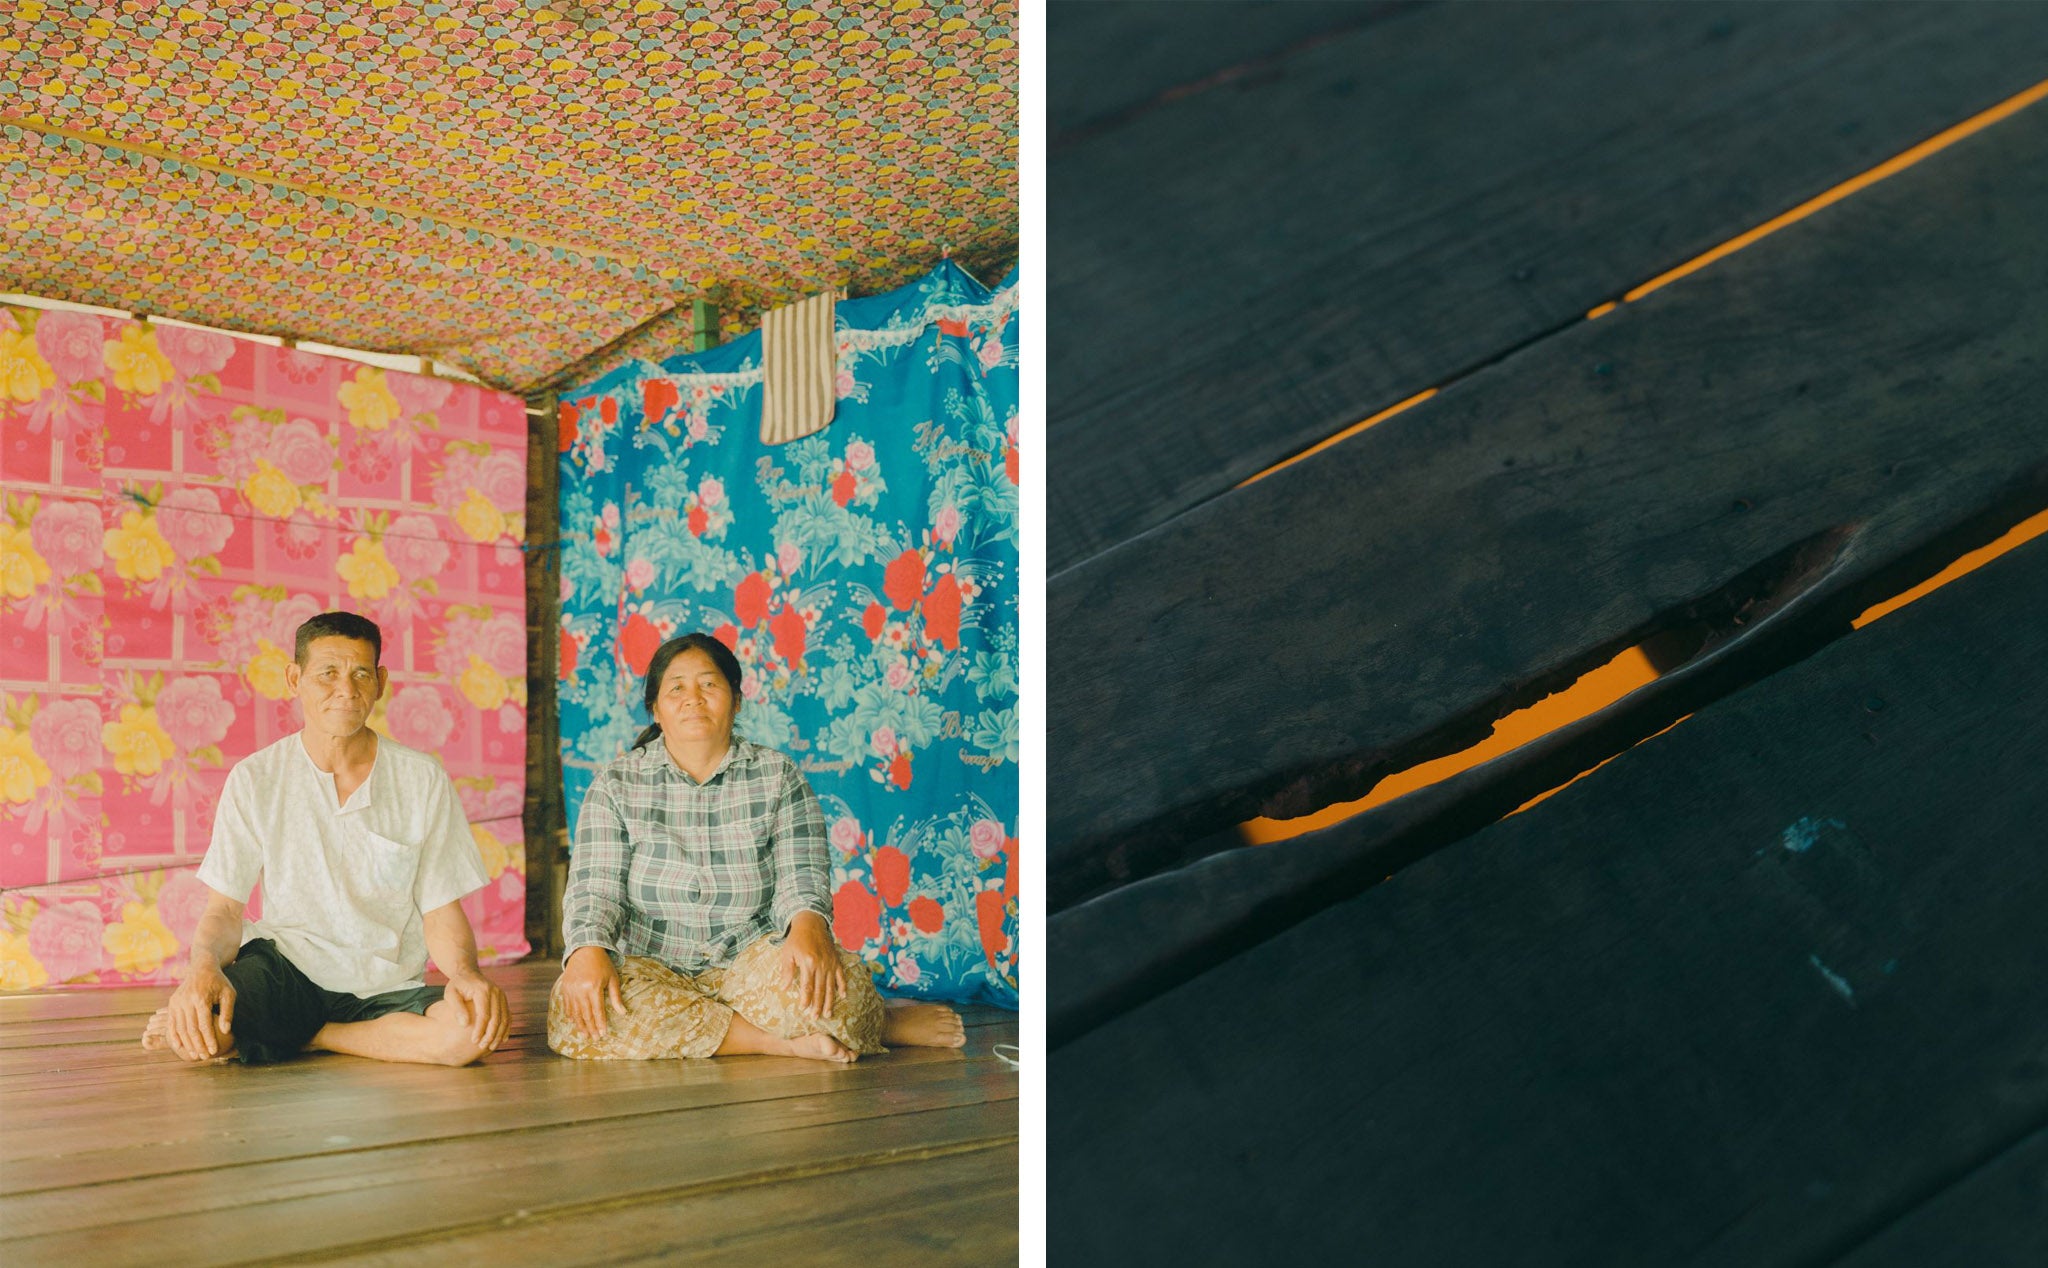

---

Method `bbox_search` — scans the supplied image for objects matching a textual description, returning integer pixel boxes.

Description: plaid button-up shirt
[563,737,833,972]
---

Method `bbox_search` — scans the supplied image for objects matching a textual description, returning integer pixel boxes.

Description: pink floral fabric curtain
[1,305,530,989]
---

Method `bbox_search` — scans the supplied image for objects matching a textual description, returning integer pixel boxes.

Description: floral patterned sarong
[547,935,885,1060]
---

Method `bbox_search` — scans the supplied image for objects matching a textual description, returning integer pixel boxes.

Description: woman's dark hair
[631,632,743,750]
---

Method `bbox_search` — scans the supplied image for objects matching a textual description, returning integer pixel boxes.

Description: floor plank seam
[214,1135,1020,1267]
[1051,76,2048,581]
[1051,488,2048,1046]
[0,1077,1018,1197]
[1802,1110,2048,1268]
[1048,1,1427,155]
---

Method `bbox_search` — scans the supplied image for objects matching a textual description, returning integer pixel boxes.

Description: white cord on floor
[992,1043,1020,1071]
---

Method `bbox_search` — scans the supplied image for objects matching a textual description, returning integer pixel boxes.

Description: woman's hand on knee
[778,912,846,1020]
[559,946,625,1037]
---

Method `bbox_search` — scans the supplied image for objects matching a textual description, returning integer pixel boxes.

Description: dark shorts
[220,938,444,1065]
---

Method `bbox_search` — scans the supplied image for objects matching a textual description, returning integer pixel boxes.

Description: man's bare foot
[882,1001,966,1048]
[783,1032,858,1063]
[140,1007,237,1062]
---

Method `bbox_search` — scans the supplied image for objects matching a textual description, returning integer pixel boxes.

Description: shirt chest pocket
[360,829,421,898]
[699,806,775,914]
[727,827,775,914]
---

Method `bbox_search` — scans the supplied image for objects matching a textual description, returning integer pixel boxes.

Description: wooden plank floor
[1048,0,2048,571]
[1047,9,2048,1262]
[1051,499,2048,1264]
[0,960,1018,1267]
[1049,79,2048,912]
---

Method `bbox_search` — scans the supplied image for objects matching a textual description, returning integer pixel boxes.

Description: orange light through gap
[1247,76,2048,497]
[1509,712,1692,816]
[1233,76,2048,849]
[1853,508,2048,628]
[1235,388,1438,489]
[1238,507,2048,845]
[1623,77,2048,304]
[1239,647,1659,845]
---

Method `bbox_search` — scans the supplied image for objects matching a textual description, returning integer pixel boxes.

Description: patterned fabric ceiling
[0,1,1018,394]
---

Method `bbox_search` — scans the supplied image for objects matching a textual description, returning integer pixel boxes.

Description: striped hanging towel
[759,288,838,445]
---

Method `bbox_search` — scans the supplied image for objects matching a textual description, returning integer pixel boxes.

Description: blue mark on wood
[1782,816,1847,853]
[1809,953,1856,1005]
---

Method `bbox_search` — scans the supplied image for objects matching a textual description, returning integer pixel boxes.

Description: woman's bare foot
[783,1032,859,1064]
[140,1007,237,1062]
[882,1001,966,1048]
[715,1014,857,1063]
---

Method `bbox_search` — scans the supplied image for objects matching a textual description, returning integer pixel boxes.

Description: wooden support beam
[523,391,565,958]
[692,299,721,353]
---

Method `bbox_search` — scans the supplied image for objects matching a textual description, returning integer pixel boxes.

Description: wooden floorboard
[0,960,1017,1266]
[1048,0,1390,142]
[1829,1123,2048,1268]
[1050,527,2048,1264]
[1048,0,2048,572]
[318,1143,1019,1267]
[1049,94,2048,911]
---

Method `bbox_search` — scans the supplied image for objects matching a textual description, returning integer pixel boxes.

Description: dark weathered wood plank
[1049,0,2048,571]
[1830,1124,2048,1268]
[1049,96,2048,910]
[1051,529,2048,1265]
[316,1143,1018,1267]
[1049,0,1391,142]
[1048,530,2048,1045]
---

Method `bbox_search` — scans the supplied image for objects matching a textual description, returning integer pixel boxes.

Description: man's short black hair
[294,611,383,667]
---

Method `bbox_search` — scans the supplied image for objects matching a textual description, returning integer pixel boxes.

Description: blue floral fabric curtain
[555,263,1019,1006]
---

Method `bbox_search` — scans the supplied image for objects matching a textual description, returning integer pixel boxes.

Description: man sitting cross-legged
[142,611,509,1067]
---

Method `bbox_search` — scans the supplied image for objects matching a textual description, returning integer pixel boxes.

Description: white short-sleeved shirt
[196,731,490,997]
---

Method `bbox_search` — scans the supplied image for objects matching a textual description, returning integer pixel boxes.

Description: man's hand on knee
[444,971,509,1053]
[167,965,235,1061]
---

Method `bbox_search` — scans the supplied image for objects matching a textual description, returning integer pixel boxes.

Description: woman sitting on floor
[550,632,965,1063]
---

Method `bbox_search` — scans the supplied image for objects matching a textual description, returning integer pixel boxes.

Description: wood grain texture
[1050,528,2048,1265]
[1048,0,2048,571]
[317,1143,1018,1267]
[1830,1125,2048,1268]
[1049,97,2048,910]
[9,1101,1015,1266]
[4,1054,986,1189]
[0,961,1018,1265]
[1048,0,1392,143]
[1048,520,2042,1044]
